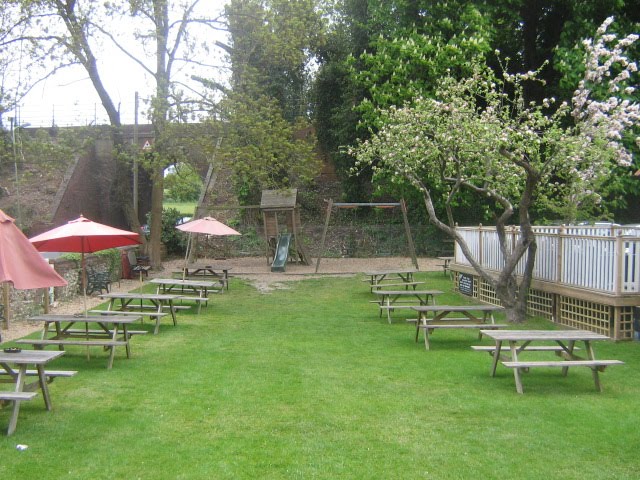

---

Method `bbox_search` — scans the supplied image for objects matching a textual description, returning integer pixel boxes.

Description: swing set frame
[314,199,419,272]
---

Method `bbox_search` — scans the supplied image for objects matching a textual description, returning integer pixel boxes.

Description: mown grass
[164,201,196,216]
[1,272,639,479]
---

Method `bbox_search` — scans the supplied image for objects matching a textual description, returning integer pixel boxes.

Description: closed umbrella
[176,217,241,279]
[0,209,67,332]
[30,215,141,314]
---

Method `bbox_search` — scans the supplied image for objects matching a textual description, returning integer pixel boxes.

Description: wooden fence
[454,225,640,295]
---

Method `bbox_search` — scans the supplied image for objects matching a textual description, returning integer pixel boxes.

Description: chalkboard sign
[458,273,474,296]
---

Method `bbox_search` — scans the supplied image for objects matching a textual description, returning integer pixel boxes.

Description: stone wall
[1,250,125,323]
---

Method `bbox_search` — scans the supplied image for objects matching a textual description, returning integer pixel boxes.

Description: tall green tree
[215,0,324,203]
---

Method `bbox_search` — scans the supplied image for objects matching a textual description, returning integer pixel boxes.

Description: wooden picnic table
[175,264,231,291]
[437,256,454,276]
[412,304,507,350]
[0,349,67,435]
[150,278,221,314]
[363,269,418,288]
[373,289,443,323]
[478,329,624,394]
[99,292,184,334]
[17,314,145,369]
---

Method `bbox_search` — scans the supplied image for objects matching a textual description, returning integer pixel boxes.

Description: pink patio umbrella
[1,209,68,333]
[30,215,141,314]
[176,216,241,278]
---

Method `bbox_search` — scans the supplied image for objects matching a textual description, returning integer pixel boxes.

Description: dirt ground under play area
[2,256,443,342]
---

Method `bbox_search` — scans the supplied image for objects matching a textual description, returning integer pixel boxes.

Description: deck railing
[454,225,640,294]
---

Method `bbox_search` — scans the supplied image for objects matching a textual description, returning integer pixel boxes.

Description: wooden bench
[370,281,425,291]
[471,344,583,363]
[62,328,148,337]
[471,345,581,352]
[17,339,127,348]
[0,392,38,402]
[416,323,508,349]
[89,309,170,319]
[502,359,623,371]
[0,369,77,380]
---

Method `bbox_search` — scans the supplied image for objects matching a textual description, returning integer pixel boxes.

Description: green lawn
[164,201,196,216]
[2,272,639,479]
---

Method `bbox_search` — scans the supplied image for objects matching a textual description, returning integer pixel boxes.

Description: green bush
[146,208,188,255]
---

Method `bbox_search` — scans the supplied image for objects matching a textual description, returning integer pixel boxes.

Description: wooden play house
[260,189,309,267]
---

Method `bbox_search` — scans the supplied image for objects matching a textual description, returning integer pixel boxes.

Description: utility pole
[133,92,139,221]
[9,116,23,228]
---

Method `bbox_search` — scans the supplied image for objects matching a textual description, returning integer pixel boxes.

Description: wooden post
[478,224,484,268]
[613,232,623,295]
[400,199,419,270]
[315,199,333,273]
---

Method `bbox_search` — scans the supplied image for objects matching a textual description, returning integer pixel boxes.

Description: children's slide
[271,233,292,272]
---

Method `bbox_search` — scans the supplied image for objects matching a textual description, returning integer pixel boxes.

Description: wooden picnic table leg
[423,323,431,350]
[584,340,603,392]
[415,312,423,342]
[560,340,575,377]
[7,365,28,436]
[167,301,178,326]
[490,341,502,377]
[386,296,393,324]
[509,341,525,394]
[150,301,163,335]
[36,364,53,410]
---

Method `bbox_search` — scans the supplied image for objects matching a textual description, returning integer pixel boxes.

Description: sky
[11,0,229,129]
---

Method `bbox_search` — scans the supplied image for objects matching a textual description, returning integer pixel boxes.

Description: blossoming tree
[350,18,639,323]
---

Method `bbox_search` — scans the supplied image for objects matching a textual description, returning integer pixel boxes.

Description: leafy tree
[214,0,324,203]
[350,19,639,323]
[164,162,203,202]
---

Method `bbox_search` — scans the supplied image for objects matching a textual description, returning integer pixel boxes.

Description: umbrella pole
[81,251,91,361]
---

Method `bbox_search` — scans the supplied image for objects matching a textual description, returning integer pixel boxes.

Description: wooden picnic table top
[99,292,184,301]
[182,264,232,272]
[363,268,418,276]
[0,349,65,364]
[0,348,66,435]
[480,329,610,342]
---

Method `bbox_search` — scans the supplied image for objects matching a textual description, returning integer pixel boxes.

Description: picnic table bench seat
[370,281,425,291]
[502,359,624,370]
[17,339,128,349]
[89,309,169,318]
[0,369,77,380]
[0,392,38,402]
[470,345,581,352]
[61,328,148,337]
[419,323,509,330]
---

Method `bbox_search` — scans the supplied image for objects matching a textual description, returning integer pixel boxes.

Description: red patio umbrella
[176,217,241,279]
[30,215,141,313]
[1,209,68,331]
[0,209,67,290]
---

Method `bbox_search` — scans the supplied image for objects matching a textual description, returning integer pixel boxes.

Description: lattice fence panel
[478,278,501,306]
[526,289,554,320]
[615,306,636,340]
[558,297,611,336]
